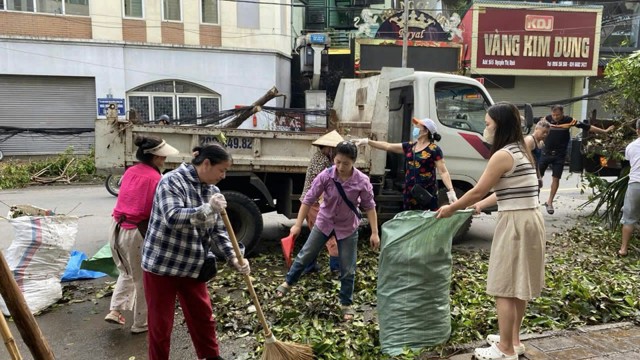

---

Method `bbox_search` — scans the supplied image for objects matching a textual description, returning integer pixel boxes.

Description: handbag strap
[332,178,362,219]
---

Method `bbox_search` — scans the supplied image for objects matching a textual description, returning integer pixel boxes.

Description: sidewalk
[448,322,640,359]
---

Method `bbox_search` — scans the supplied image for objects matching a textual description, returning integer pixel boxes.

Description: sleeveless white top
[493,143,539,211]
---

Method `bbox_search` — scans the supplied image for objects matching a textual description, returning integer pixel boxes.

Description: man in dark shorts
[539,105,613,214]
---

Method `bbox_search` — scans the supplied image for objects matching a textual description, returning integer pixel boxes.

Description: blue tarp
[62,250,107,281]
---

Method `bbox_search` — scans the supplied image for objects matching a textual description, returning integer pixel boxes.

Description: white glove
[208,193,227,213]
[446,189,458,204]
[231,257,250,275]
[351,138,369,146]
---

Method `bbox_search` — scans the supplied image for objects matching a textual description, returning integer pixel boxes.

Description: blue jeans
[285,226,358,306]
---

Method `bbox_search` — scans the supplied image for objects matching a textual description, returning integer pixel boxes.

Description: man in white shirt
[619,118,640,256]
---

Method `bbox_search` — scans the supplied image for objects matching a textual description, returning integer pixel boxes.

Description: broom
[220,210,314,360]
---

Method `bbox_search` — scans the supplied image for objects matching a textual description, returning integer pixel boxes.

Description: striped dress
[487,143,546,300]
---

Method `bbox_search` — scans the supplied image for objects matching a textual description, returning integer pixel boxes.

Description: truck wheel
[105,174,122,197]
[214,191,263,258]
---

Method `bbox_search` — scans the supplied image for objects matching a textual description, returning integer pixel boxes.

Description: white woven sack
[0,215,78,315]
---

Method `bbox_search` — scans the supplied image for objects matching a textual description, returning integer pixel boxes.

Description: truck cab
[334,68,497,229]
[385,72,494,198]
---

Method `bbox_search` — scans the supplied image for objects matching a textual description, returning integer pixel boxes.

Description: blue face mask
[412,127,420,140]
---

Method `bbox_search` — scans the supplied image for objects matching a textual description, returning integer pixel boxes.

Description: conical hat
[312,130,344,147]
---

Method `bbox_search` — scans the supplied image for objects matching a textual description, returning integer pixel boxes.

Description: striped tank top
[494,143,539,211]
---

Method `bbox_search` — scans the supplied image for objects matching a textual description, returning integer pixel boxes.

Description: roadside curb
[421,322,638,359]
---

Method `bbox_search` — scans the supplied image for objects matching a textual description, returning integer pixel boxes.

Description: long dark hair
[487,102,534,164]
[134,136,163,165]
[192,143,231,166]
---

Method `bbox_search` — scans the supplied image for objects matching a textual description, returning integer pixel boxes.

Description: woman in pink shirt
[275,141,380,322]
[104,136,178,334]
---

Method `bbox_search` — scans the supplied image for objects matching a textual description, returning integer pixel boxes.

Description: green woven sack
[378,210,473,355]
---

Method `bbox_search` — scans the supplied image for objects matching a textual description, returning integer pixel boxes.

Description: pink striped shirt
[112,163,161,229]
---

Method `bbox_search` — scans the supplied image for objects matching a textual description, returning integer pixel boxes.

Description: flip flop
[275,283,290,298]
[341,305,355,322]
[104,312,125,325]
[543,202,555,215]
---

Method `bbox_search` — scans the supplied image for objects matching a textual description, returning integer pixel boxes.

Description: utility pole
[401,0,409,67]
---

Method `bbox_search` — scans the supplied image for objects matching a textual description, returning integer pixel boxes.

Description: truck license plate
[200,136,253,151]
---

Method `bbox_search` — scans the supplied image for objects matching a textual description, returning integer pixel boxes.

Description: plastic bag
[62,250,107,281]
[0,206,78,315]
[80,243,119,278]
[377,210,472,355]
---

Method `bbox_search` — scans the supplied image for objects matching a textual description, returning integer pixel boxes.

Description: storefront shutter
[0,75,96,156]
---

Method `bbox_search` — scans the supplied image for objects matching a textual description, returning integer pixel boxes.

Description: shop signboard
[470,3,602,76]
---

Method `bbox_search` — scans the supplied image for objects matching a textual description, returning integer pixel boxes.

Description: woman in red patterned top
[353,118,457,210]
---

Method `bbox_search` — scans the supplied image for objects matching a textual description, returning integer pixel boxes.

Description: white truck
[95,68,529,256]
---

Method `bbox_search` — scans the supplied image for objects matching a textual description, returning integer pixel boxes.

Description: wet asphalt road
[0,169,599,359]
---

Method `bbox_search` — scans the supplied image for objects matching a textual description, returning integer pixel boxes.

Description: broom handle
[0,314,22,360]
[220,210,273,338]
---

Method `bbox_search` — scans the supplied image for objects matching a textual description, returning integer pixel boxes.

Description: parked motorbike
[105,174,122,197]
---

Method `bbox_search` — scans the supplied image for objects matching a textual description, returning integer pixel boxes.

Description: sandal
[131,325,148,334]
[543,202,555,215]
[104,312,125,325]
[341,305,355,322]
[275,283,290,298]
[473,343,517,360]
[486,334,526,355]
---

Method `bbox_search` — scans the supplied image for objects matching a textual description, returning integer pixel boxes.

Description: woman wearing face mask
[275,141,379,322]
[105,136,179,334]
[353,118,457,210]
[524,119,551,191]
[437,102,545,360]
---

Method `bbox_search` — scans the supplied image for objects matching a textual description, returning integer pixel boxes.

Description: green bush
[0,147,96,190]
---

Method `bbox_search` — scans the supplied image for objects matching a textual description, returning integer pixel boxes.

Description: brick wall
[0,12,91,39]
[122,19,147,43]
[161,22,184,45]
[199,25,221,47]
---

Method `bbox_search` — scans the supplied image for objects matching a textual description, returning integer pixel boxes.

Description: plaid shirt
[142,163,241,278]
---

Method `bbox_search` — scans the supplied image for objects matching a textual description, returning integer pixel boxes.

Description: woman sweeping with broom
[142,144,250,360]
[276,140,380,321]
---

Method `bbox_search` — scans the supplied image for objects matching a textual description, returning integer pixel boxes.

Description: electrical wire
[0,126,95,143]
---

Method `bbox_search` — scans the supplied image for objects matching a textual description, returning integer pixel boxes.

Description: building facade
[0,0,292,155]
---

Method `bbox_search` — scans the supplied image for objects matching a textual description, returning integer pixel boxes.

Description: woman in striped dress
[437,102,545,360]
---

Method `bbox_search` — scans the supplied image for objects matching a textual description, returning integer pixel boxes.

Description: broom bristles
[262,338,314,360]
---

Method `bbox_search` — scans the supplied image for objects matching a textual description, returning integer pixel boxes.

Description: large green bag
[378,210,473,355]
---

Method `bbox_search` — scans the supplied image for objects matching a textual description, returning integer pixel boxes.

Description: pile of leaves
[0,147,96,189]
[207,222,640,359]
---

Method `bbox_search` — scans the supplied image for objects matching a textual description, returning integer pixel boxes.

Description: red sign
[471,4,601,76]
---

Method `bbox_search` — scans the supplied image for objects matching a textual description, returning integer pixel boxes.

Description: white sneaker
[486,334,526,355]
[474,343,517,360]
